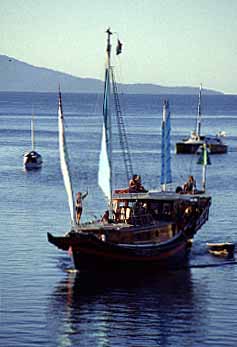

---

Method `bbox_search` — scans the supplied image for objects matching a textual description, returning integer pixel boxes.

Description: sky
[1,0,237,94]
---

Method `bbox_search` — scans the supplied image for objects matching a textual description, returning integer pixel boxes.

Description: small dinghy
[207,242,235,258]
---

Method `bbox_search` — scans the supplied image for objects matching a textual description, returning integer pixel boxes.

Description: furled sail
[58,89,76,225]
[160,100,172,190]
[98,68,112,202]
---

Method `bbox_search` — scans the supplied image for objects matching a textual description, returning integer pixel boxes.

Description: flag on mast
[197,143,211,192]
[197,144,211,166]
[116,39,122,55]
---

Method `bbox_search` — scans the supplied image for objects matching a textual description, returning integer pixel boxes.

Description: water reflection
[47,269,208,347]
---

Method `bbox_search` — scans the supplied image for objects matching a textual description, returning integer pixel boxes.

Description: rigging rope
[111,68,134,181]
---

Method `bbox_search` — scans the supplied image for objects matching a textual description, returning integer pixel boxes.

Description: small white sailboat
[23,113,43,170]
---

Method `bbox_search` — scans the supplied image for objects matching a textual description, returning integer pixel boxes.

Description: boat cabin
[112,191,207,226]
[85,191,210,245]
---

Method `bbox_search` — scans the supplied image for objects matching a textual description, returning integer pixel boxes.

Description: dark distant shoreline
[0,90,229,97]
[0,54,224,95]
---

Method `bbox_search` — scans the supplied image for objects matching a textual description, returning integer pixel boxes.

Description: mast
[196,84,202,138]
[106,28,112,69]
[202,143,208,192]
[31,113,35,151]
[99,28,133,216]
[98,28,113,217]
[107,28,113,208]
[106,28,113,216]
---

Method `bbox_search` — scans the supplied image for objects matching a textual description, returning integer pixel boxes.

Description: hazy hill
[0,55,223,95]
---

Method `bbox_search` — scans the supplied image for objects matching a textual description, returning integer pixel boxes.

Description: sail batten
[58,90,76,225]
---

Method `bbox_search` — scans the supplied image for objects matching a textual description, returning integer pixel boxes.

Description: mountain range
[0,54,223,95]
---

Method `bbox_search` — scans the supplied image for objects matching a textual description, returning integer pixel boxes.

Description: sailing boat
[23,113,43,170]
[176,84,228,154]
[47,29,211,272]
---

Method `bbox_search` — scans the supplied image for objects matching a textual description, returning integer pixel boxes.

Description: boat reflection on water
[47,269,208,347]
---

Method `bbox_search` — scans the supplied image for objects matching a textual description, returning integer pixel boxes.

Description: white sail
[98,122,111,200]
[58,90,76,225]
[98,64,112,201]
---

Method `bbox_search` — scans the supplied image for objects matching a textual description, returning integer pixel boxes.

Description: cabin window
[114,200,133,223]
[162,203,172,219]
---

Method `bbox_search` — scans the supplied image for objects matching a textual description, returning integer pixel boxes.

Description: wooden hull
[48,231,192,272]
[176,142,228,154]
[48,191,211,272]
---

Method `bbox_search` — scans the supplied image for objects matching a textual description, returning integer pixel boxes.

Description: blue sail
[160,100,172,189]
[160,114,165,186]
[165,101,172,184]
[98,68,112,201]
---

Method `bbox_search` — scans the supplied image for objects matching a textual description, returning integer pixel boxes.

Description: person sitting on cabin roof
[128,174,137,192]
[129,174,147,193]
[183,175,196,194]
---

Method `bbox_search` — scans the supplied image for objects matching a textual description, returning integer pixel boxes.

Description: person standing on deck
[75,191,88,224]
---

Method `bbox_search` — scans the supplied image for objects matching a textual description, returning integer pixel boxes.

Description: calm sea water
[1,91,237,346]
